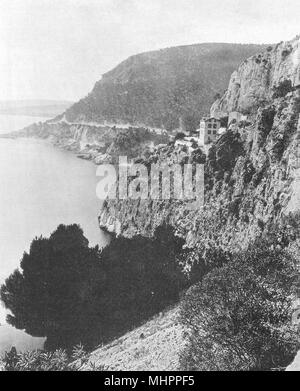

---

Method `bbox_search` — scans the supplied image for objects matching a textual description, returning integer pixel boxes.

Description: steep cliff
[99,36,300,252]
[211,36,300,118]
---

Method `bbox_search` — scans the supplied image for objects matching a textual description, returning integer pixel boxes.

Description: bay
[0,114,110,355]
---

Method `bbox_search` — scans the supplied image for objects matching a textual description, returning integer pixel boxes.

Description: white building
[198,117,221,145]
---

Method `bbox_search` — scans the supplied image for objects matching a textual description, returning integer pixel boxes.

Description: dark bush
[272,79,293,99]
[180,236,299,371]
[174,132,186,141]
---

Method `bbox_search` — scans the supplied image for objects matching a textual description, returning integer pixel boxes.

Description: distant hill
[64,43,267,131]
[0,100,73,118]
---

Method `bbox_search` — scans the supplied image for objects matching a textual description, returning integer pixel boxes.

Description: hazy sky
[0,0,299,102]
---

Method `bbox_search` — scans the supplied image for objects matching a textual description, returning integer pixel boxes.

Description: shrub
[174,132,186,141]
[180,237,299,371]
[1,344,90,371]
[272,79,293,99]
[281,45,293,59]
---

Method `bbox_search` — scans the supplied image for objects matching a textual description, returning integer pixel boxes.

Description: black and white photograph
[0,0,299,374]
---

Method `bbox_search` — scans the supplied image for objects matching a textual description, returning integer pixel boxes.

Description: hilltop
[63,43,266,131]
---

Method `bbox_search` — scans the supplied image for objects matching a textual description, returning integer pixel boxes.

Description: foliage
[180,234,299,371]
[1,344,91,371]
[95,224,187,340]
[174,132,186,141]
[281,45,293,60]
[65,44,266,131]
[107,127,168,159]
[1,224,186,350]
[206,130,244,180]
[272,79,293,99]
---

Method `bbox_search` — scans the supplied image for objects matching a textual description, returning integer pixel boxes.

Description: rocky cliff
[211,36,300,118]
[99,36,300,253]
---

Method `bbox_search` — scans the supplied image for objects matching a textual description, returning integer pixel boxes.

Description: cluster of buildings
[174,111,249,152]
[174,117,224,152]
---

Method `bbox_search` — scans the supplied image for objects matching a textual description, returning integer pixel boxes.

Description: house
[198,117,221,145]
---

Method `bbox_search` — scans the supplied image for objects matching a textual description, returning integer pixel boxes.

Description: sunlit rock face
[286,351,300,371]
[211,36,300,118]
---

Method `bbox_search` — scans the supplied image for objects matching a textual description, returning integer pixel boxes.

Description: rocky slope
[79,306,183,371]
[99,36,300,252]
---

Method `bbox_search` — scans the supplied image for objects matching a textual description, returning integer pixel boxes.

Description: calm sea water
[0,114,110,355]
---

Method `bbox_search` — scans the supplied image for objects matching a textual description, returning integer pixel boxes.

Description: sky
[0,0,299,102]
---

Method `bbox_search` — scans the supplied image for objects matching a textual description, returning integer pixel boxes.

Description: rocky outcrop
[211,36,300,118]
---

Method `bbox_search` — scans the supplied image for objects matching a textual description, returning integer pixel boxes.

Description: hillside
[99,36,300,249]
[8,43,267,163]
[93,36,300,371]
[64,43,266,131]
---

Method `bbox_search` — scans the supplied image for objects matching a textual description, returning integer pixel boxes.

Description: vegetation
[107,127,169,159]
[0,224,186,351]
[65,43,266,131]
[272,79,294,99]
[0,344,104,371]
[180,225,300,371]
[174,132,186,141]
[206,130,244,180]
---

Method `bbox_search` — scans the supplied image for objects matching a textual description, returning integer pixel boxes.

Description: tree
[174,132,186,141]
[1,224,102,349]
[94,224,187,339]
[180,237,299,371]
[1,224,186,350]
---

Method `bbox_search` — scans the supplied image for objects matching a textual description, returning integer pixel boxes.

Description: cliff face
[211,36,300,118]
[64,43,265,131]
[99,36,300,251]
